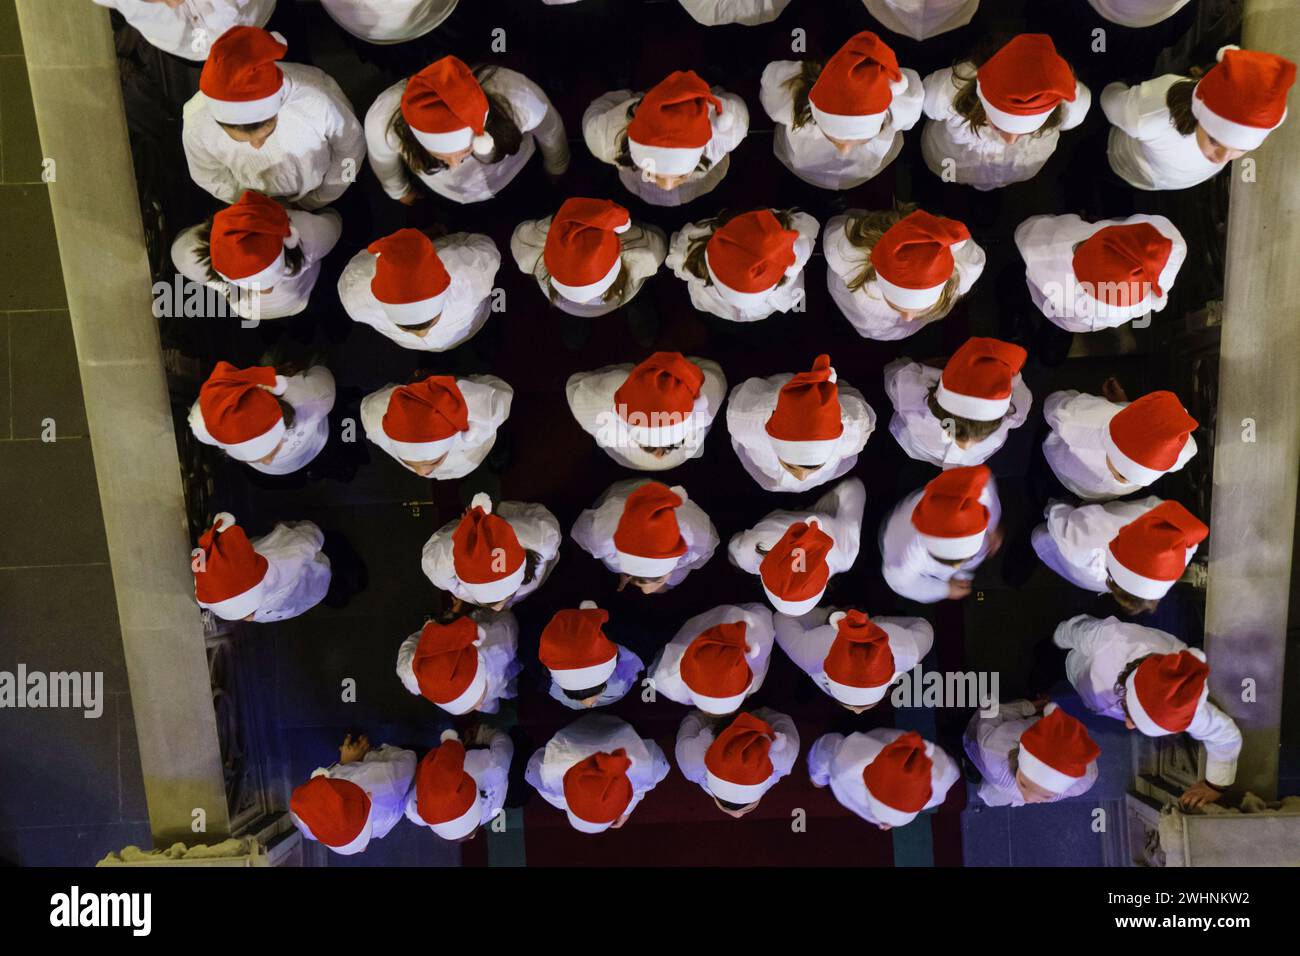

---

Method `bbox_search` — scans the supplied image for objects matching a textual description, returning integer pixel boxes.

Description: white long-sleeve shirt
[173,207,342,321]
[549,645,645,710]
[1088,0,1192,29]
[403,730,512,832]
[293,744,417,854]
[1029,496,1190,595]
[361,375,513,480]
[675,706,800,801]
[884,357,1031,468]
[421,501,561,608]
[760,62,924,190]
[524,714,671,824]
[1014,213,1187,332]
[396,611,520,714]
[583,87,749,207]
[92,0,276,60]
[963,701,1100,807]
[1032,495,1167,593]
[365,68,569,204]
[824,213,985,341]
[188,366,335,475]
[726,376,875,492]
[320,0,457,43]
[677,0,793,26]
[774,608,933,701]
[511,218,667,318]
[219,520,331,622]
[183,63,365,209]
[1054,614,1241,786]
[921,65,1091,190]
[880,475,1002,603]
[862,0,980,41]
[565,358,727,471]
[339,232,500,351]
[648,604,777,707]
[1100,76,1227,191]
[570,479,719,589]
[808,728,959,825]
[728,477,866,580]
[1042,390,1197,501]
[666,211,819,322]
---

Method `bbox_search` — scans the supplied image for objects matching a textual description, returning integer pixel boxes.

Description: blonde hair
[837,202,959,319]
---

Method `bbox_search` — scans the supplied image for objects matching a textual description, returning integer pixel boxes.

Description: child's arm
[363,91,415,201]
[306,72,367,208]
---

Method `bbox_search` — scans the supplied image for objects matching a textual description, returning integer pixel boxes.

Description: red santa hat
[410,616,487,715]
[1125,649,1210,737]
[759,519,834,616]
[450,493,528,605]
[193,512,269,620]
[911,465,993,560]
[976,34,1078,135]
[872,210,971,311]
[381,376,469,461]
[704,712,778,805]
[413,731,482,839]
[539,603,619,691]
[862,731,934,827]
[681,621,758,714]
[1106,501,1208,600]
[1072,223,1175,320]
[936,337,1027,422]
[210,191,297,289]
[197,361,288,462]
[1017,703,1101,794]
[1193,46,1296,151]
[200,26,288,125]
[401,56,495,157]
[1103,391,1198,486]
[627,70,728,176]
[613,352,707,446]
[809,31,907,141]
[543,198,632,303]
[290,775,372,850]
[822,610,896,707]
[763,354,845,466]
[612,482,689,577]
[563,750,634,833]
[704,210,801,309]
[367,229,451,327]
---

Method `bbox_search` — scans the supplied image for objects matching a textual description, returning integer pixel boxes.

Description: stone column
[14,1,232,843]
[1202,0,1300,800]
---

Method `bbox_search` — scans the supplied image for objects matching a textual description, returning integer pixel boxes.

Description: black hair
[613,96,715,174]
[561,682,608,701]
[926,385,1010,444]
[194,212,304,286]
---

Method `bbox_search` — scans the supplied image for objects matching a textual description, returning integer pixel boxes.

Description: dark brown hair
[926,385,1009,443]
[195,214,303,285]
[389,66,524,176]
[1165,67,1207,137]
[948,37,1070,138]
[680,208,802,284]
[535,256,632,307]
[614,96,715,174]
[1107,577,1161,616]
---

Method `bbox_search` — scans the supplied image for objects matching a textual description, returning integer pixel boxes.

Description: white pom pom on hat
[470,492,493,513]
[472,131,496,157]
[440,729,460,743]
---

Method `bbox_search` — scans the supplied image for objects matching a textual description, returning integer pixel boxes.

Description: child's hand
[984,525,1005,556]
[1101,376,1128,404]
[397,190,421,207]
[339,733,371,764]
[1179,780,1222,810]
[947,579,973,600]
